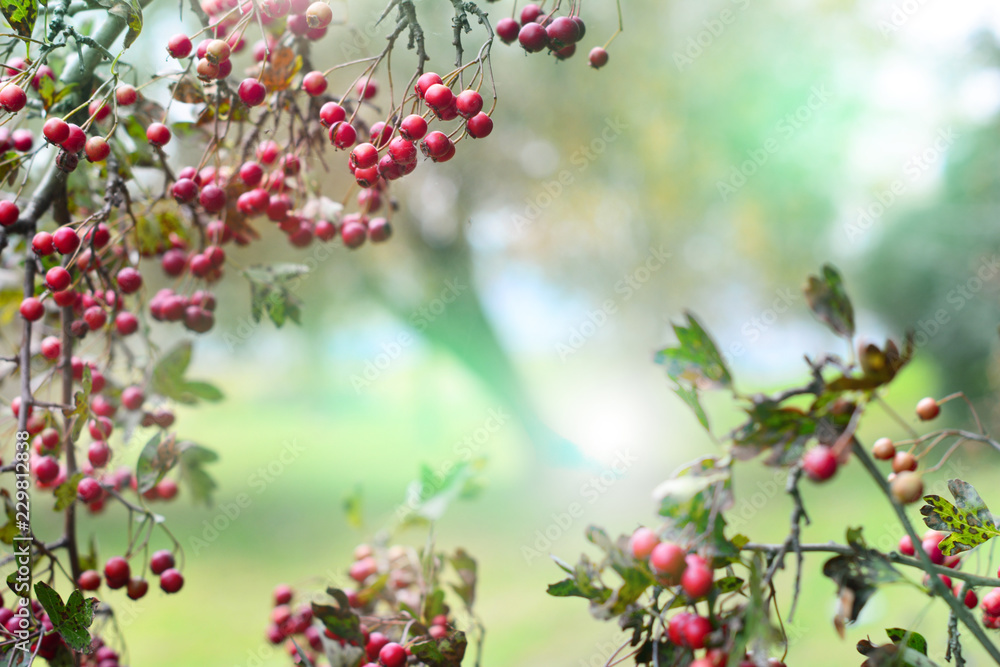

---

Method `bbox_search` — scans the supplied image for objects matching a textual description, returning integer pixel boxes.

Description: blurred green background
[13,0,1000,664]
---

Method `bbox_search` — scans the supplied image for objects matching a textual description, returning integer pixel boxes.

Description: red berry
[354,166,379,188]
[496,17,519,44]
[803,445,838,481]
[0,200,19,226]
[456,90,484,118]
[274,584,293,605]
[238,78,267,106]
[78,477,102,502]
[159,568,184,593]
[199,184,226,212]
[415,72,443,98]
[378,643,406,667]
[20,297,44,321]
[84,137,110,162]
[424,83,454,110]
[43,118,70,144]
[127,577,149,600]
[115,311,139,336]
[518,23,548,52]
[60,124,86,153]
[368,217,391,242]
[168,34,193,58]
[916,397,940,421]
[365,633,389,661]
[88,441,110,467]
[350,142,379,169]
[684,615,712,650]
[330,121,357,149]
[355,78,377,99]
[122,386,144,410]
[668,613,691,646]
[319,102,346,127]
[32,232,54,255]
[589,47,609,69]
[520,3,542,23]
[650,541,687,581]
[630,527,659,559]
[982,588,1000,616]
[78,570,101,591]
[150,550,175,575]
[205,39,231,64]
[40,336,61,360]
[400,114,428,141]
[0,84,27,112]
[546,16,580,49]
[681,557,714,598]
[341,220,367,248]
[239,161,264,187]
[116,84,138,106]
[146,123,171,147]
[161,248,187,276]
[388,137,417,166]
[961,587,978,609]
[116,267,142,293]
[46,266,72,291]
[83,305,107,330]
[419,131,450,158]
[892,451,918,473]
[53,227,80,254]
[466,112,493,138]
[899,535,915,556]
[35,456,59,483]
[302,71,327,96]
[104,556,130,582]
[315,219,336,241]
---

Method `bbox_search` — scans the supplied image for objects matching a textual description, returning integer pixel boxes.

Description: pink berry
[466,112,493,138]
[238,78,267,106]
[302,71,327,96]
[803,445,838,482]
[168,34,193,58]
[0,200,19,226]
[146,123,171,147]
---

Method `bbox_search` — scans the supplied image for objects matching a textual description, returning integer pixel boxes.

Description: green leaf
[343,486,363,529]
[674,385,709,430]
[151,342,222,404]
[408,632,467,667]
[0,0,36,37]
[546,578,587,598]
[62,366,93,442]
[312,590,363,645]
[398,462,478,526]
[804,264,855,339]
[655,312,732,389]
[33,582,97,652]
[135,432,182,494]
[106,0,142,48]
[182,380,224,402]
[654,457,737,560]
[920,481,1000,555]
[886,628,928,655]
[448,549,476,608]
[178,444,218,506]
[731,402,815,465]
[54,473,84,511]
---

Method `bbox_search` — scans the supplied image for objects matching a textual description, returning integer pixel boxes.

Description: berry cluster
[75,550,182,599]
[495,3,610,68]
[630,529,786,666]
[867,396,942,504]
[266,541,476,667]
[0,597,126,664]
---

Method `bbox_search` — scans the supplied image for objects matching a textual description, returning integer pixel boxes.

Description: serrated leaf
[0,0,36,37]
[409,632,467,667]
[54,473,84,511]
[63,366,93,441]
[804,264,855,338]
[34,582,97,652]
[674,385,709,431]
[823,528,904,628]
[178,443,218,506]
[655,312,732,390]
[546,578,587,598]
[151,342,220,404]
[312,592,363,645]
[886,628,928,655]
[920,487,1000,555]
[135,431,181,493]
[731,402,815,465]
[107,0,142,48]
[448,549,477,607]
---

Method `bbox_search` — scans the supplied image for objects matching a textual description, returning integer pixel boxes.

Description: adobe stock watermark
[909,254,1000,348]
[672,0,752,71]
[350,277,467,393]
[521,449,638,564]
[877,0,931,37]
[188,439,305,555]
[512,116,627,233]
[556,245,672,361]
[716,85,832,201]
[844,127,957,242]
[395,408,509,523]
[720,287,799,364]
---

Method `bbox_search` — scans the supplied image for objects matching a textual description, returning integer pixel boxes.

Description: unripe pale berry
[916,397,940,421]
[892,451,918,473]
[891,471,924,504]
[872,437,895,460]
[305,1,332,27]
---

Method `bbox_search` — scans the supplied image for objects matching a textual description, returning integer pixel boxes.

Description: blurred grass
[50,349,999,667]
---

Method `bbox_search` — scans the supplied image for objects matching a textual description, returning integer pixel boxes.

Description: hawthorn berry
[518,23,548,52]
[46,266,72,291]
[78,570,101,591]
[378,643,406,667]
[424,83,454,110]
[40,336,61,360]
[341,221,367,248]
[117,267,142,293]
[306,2,333,28]
[0,84,27,112]
[356,78,378,99]
[84,305,107,330]
[88,441,111,467]
[115,311,139,336]
[803,445,838,481]
[32,231,54,255]
[330,122,357,149]
[898,535,915,556]
[368,217,391,242]
[588,47,609,69]
[146,123,171,147]
[351,143,379,170]
[20,297,44,321]
[35,456,59,484]
[239,78,267,106]
[302,71,328,96]
[400,114,428,141]
[200,184,227,212]
[916,397,940,421]
[205,39,231,64]
[149,549,176,576]
[496,17,520,43]
[0,200,19,226]
[315,219,337,241]
[196,58,220,79]
[456,89,484,118]
[370,121,393,147]
[892,451,917,473]
[116,84,138,106]
[365,632,389,661]
[630,527,659,559]
[61,124,87,153]
[104,556,130,583]
[415,72,443,98]
[168,34,193,58]
[420,131,451,158]
[683,615,712,650]
[982,589,1000,616]
[127,577,149,600]
[546,16,580,49]
[466,112,493,138]
[43,118,70,145]
[520,4,542,23]
[319,102,346,127]
[681,555,714,599]
[891,471,924,504]
[53,227,80,254]
[85,137,111,162]
[388,138,417,166]
[872,437,895,460]
[159,568,184,593]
